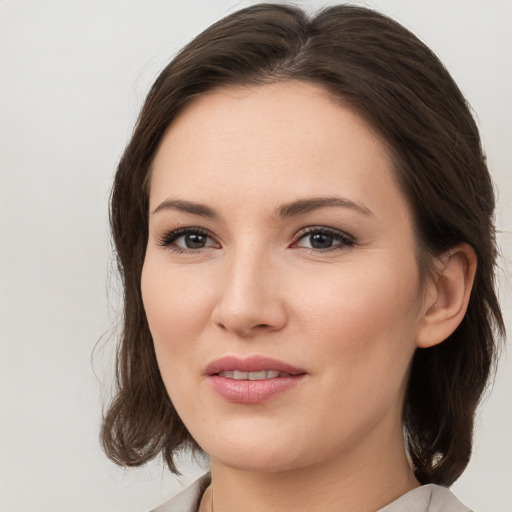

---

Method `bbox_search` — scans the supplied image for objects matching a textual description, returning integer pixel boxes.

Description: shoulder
[149,474,211,512]
[149,478,471,512]
[378,484,472,512]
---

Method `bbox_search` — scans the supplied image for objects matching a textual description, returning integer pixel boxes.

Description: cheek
[141,257,213,340]
[140,258,215,396]
[287,257,422,443]
[140,260,209,422]
[293,256,422,371]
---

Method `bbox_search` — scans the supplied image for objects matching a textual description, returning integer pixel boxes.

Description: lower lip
[207,374,306,404]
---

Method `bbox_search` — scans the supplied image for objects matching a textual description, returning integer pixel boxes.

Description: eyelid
[157,225,355,252]
[158,226,221,252]
[291,226,355,250]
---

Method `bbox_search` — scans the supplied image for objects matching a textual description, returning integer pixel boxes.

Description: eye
[293,227,355,251]
[159,228,220,252]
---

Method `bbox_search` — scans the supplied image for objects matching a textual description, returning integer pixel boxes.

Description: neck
[205,426,419,512]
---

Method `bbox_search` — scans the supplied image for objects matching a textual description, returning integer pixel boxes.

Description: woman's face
[142,82,429,473]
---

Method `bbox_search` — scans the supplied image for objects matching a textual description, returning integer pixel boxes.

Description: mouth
[217,370,295,380]
[205,356,307,404]
[205,355,306,376]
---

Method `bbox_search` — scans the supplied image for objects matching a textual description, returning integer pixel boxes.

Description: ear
[416,243,477,349]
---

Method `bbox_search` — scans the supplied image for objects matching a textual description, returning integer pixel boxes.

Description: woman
[101,4,504,511]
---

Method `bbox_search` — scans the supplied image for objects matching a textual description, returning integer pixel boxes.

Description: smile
[204,355,306,376]
[205,356,307,403]
[217,370,293,380]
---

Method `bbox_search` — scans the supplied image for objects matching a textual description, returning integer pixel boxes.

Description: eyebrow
[152,199,217,217]
[276,196,373,218]
[151,196,372,218]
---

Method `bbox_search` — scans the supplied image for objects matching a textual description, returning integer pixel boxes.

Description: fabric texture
[150,474,472,512]
[151,474,210,512]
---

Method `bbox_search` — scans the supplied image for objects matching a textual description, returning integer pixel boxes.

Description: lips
[217,370,290,380]
[204,355,306,376]
[205,356,307,404]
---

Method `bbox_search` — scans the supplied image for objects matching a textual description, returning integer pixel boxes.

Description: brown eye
[160,228,220,251]
[295,228,354,251]
[308,233,334,249]
[181,233,208,249]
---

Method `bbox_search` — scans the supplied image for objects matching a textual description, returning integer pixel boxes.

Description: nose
[211,247,287,338]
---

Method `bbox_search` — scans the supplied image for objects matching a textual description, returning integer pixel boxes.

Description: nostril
[212,296,287,336]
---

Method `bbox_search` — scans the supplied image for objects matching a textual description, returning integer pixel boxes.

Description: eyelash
[158,226,355,253]
[158,227,215,253]
[293,226,355,252]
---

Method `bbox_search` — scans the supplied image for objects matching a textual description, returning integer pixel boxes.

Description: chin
[213,450,307,474]
[198,430,320,474]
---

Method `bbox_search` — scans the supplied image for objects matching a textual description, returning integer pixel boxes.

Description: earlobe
[416,243,477,349]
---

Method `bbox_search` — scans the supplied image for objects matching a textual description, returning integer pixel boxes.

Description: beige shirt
[151,474,472,512]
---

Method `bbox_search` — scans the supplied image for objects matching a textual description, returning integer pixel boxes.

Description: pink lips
[205,356,307,404]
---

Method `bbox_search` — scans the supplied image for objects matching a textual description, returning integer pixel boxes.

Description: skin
[141,82,476,512]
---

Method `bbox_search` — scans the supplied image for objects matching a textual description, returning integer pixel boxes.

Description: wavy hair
[101,3,504,485]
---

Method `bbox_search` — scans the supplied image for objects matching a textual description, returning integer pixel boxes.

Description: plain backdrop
[0,1,511,511]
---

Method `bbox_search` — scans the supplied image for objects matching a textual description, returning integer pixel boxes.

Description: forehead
[149,81,407,220]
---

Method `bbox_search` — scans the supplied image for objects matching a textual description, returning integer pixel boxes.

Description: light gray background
[0,1,510,511]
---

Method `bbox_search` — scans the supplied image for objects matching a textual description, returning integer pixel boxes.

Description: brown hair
[101,3,504,485]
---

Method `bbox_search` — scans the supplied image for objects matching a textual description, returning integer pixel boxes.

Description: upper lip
[204,356,306,376]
